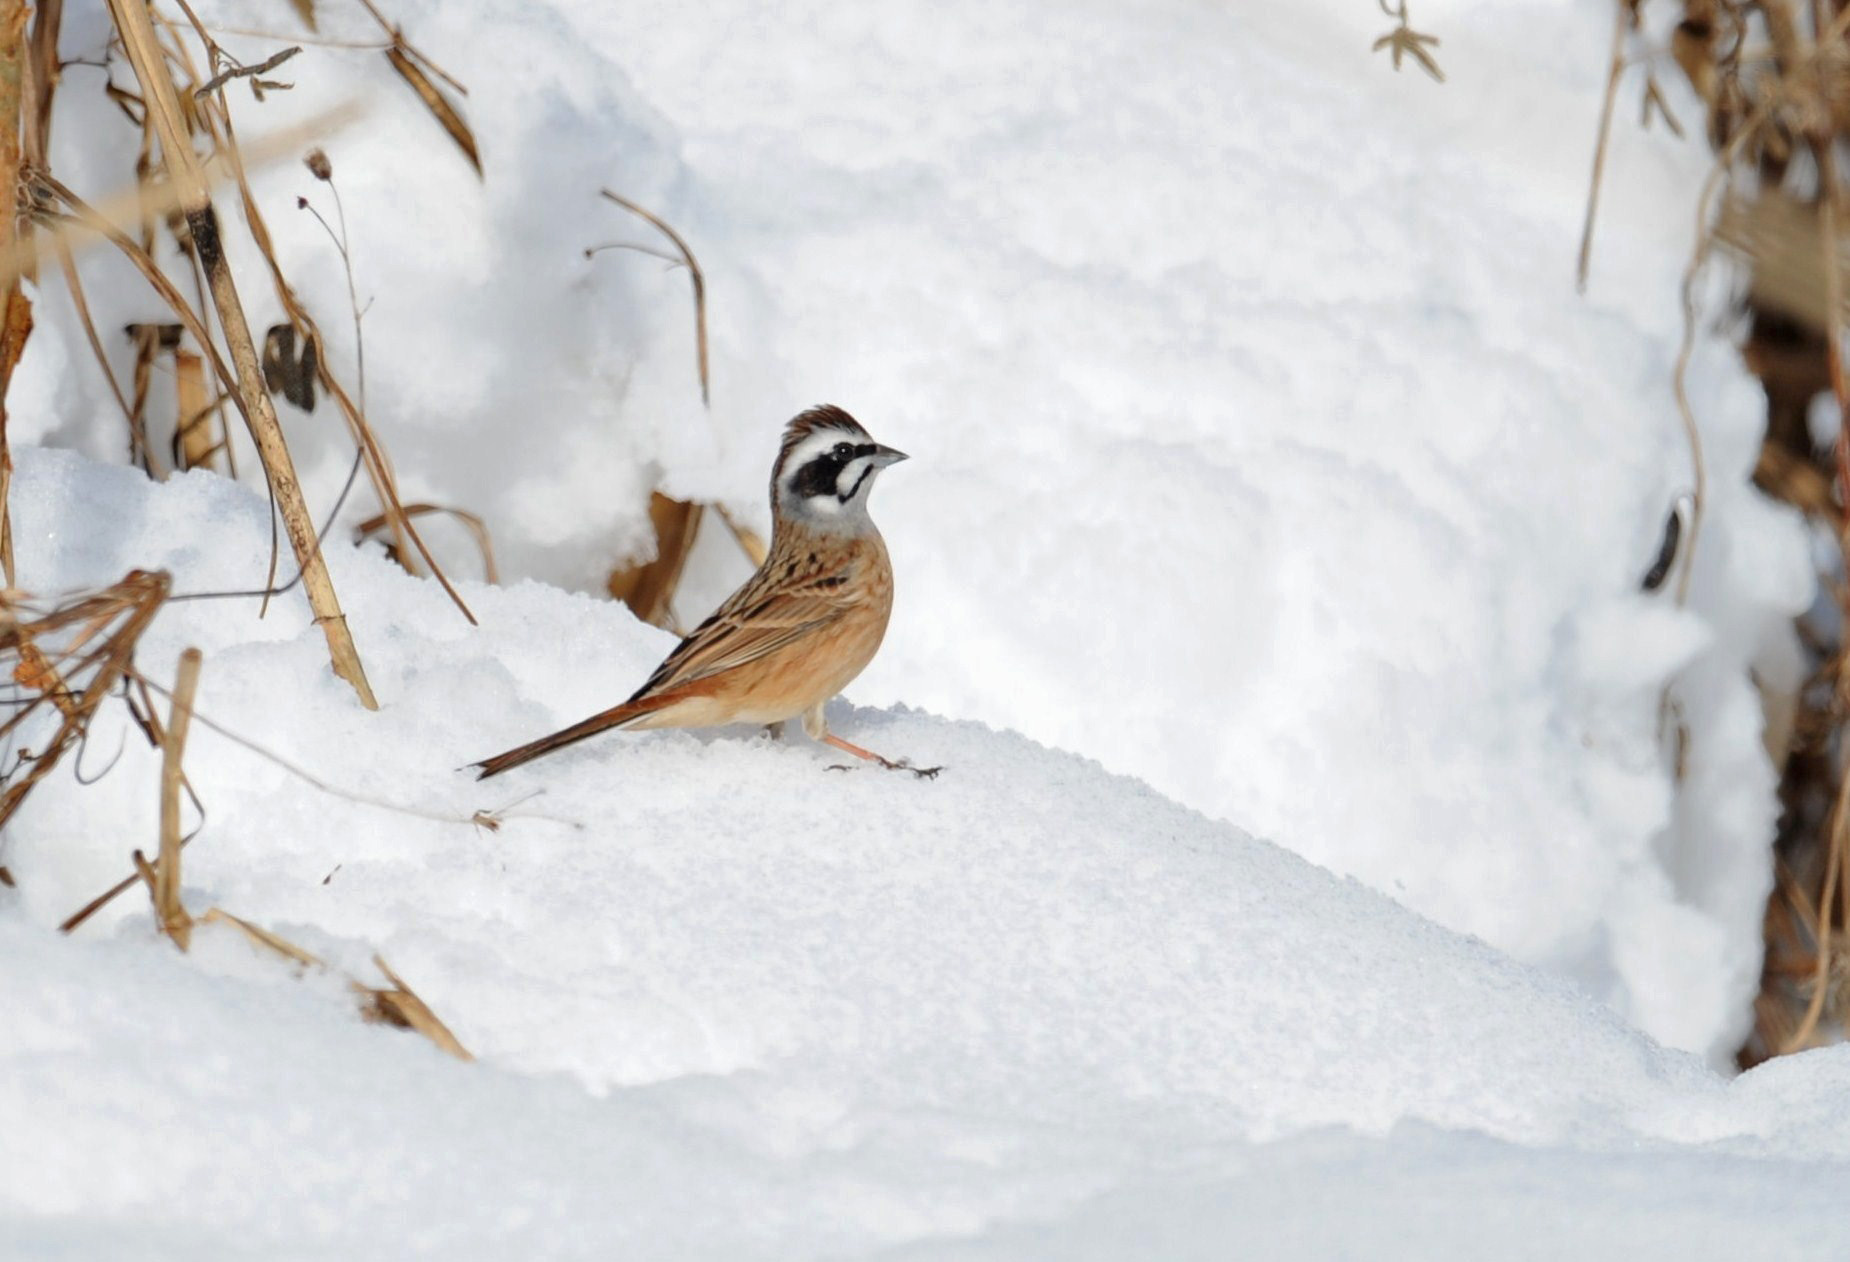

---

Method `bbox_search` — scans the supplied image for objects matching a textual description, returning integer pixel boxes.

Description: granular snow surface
[1,446,1847,1259]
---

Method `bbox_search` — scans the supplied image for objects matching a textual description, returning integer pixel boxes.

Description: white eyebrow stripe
[782,429,862,482]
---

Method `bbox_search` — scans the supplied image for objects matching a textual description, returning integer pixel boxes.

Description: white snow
[2,0,1841,1253]
[2,445,1849,1256]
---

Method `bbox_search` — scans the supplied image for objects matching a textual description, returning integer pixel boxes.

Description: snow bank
[4,445,1849,1258]
[14,0,1797,1060]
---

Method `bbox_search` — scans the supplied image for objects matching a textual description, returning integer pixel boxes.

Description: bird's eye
[833,442,854,460]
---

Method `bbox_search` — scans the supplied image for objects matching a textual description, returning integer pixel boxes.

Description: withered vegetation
[0,0,759,1063]
[0,2,529,1062]
[592,186,767,628]
[1588,0,1850,1065]
[1372,0,1445,84]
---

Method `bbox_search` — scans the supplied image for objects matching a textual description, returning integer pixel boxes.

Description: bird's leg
[804,701,940,779]
[763,720,787,742]
[818,730,943,780]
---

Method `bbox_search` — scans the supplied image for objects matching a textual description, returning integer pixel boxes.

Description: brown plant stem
[1578,3,1629,292]
[0,0,28,590]
[104,0,377,708]
[152,647,202,949]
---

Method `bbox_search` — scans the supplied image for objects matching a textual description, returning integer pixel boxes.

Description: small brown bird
[473,405,936,779]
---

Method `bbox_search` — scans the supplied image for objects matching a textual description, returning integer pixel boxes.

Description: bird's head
[771,405,908,529]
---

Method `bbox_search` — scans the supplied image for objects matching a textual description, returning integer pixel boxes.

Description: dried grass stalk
[0,0,30,590]
[181,61,475,622]
[598,189,708,404]
[200,911,473,1061]
[21,0,60,181]
[356,502,499,583]
[383,45,479,177]
[357,954,472,1060]
[150,646,201,949]
[200,906,320,967]
[105,0,377,708]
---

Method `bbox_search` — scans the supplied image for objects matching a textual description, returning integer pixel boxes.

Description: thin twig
[598,189,709,405]
[1579,3,1630,291]
[194,44,299,99]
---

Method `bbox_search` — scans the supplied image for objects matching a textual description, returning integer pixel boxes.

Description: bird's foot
[826,756,942,779]
[820,732,940,779]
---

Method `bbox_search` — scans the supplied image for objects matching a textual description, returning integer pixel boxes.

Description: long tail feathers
[472,697,662,779]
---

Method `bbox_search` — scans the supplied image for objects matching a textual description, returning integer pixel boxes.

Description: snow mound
[19,0,1798,1063]
[4,445,1849,1257]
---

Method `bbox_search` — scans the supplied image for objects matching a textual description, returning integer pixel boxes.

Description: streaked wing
[629,562,857,699]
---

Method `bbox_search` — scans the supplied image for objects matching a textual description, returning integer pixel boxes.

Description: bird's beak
[871,444,909,466]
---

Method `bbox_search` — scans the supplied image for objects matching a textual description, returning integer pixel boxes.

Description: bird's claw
[878,756,942,780]
[825,757,944,780]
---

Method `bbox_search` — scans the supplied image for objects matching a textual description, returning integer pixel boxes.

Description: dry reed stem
[193,915,472,1061]
[150,646,201,949]
[382,46,478,176]
[199,911,472,1062]
[164,21,475,623]
[41,177,269,476]
[60,871,141,934]
[0,95,364,299]
[591,188,741,618]
[21,0,60,181]
[0,0,28,589]
[352,0,469,95]
[1579,3,1631,292]
[200,906,320,965]
[355,502,500,583]
[598,189,709,405]
[103,0,377,707]
[347,0,479,173]
[316,368,477,621]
